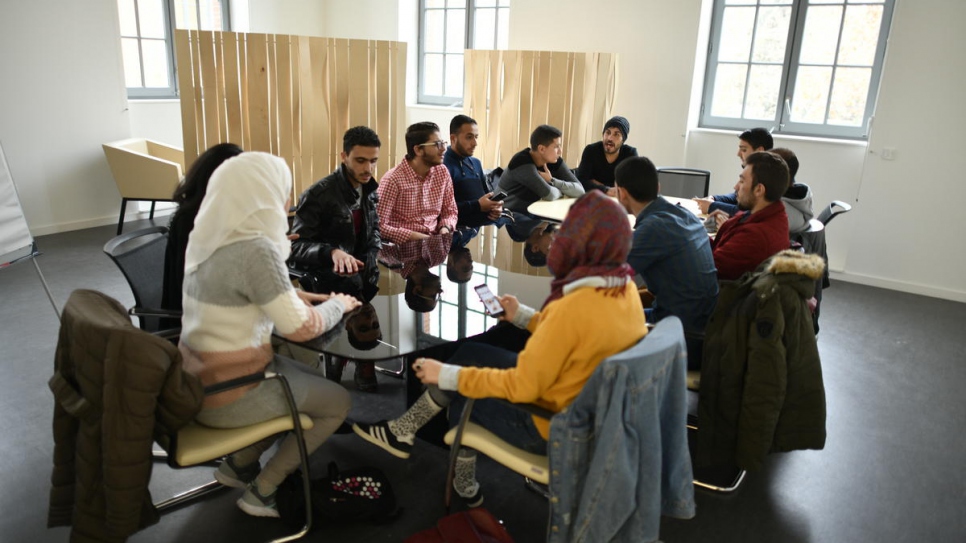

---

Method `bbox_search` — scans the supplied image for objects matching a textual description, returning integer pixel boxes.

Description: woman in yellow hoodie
[353,190,646,504]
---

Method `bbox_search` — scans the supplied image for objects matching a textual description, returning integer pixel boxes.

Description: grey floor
[2,219,964,543]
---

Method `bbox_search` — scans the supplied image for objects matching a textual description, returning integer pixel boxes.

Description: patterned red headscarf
[544,191,634,307]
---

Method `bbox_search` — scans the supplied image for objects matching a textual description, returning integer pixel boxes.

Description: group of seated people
[164,115,814,520]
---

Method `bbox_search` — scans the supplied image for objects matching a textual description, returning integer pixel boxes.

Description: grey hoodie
[783,182,814,234]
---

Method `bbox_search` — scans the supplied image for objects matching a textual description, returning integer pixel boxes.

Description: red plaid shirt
[376,159,458,244]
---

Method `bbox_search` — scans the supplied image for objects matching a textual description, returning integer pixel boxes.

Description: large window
[418,0,511,107]
[701,0,895,139]
[117,0,230,99]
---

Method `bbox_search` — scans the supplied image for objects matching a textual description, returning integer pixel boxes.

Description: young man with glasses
[376,122,458,244]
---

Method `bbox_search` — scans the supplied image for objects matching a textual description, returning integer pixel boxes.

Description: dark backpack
[276,462,401,529]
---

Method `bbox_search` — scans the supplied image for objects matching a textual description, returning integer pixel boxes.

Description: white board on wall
[0,142,34,266]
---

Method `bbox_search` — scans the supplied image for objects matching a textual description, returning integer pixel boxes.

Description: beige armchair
[102,138,185,234]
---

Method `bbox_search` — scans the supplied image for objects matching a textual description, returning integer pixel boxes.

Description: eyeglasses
[418,140,447,150]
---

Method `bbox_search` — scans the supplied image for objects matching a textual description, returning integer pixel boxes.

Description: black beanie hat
[603,116,630,141]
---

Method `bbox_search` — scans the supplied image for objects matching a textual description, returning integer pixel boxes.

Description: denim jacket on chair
[547,317,696,543]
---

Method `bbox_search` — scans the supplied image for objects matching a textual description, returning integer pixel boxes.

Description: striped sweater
[179,237,343,408]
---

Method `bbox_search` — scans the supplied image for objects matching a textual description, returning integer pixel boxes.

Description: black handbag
[276,462,401,528]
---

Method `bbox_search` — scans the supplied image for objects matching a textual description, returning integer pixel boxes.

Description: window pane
[174,0,199,29]
[849,0,883,3]
[423,53,444,95]
[447,0,466,6]
[498,0,510,6]
[496,8,510,49]
[799,5,843,65]
[199,0,224,30]
[828,67,871,126]
[790,66,832,123]
[710,63,748,118]
[137,0,166,39]
[838,5,883,65]
[751,6,791,63]
[476,0,497,6]
[141,38,170,87]
[809,0,842,4]
[117,0,138,36]
[121,38,143,87]
[424,10,444,53]
[445,54,464,97]
[724,0,757,4]
[425,0,445,7]
[474,8,496,49]
[446,9,467,52]
[760,0,792,4]
[743,64,782,119]
[466,310,485,336]
[441,304,459,341]
[718,7,755,62]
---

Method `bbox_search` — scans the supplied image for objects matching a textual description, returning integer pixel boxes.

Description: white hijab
[184,152,292,274]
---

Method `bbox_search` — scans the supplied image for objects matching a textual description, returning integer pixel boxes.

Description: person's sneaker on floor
[354,361,378,392]
[214,456,261,489]
[352,420,413,459]
[237,483,279,518]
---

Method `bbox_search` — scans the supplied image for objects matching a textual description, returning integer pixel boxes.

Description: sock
[254,476,278,498]
[387,391,444,443]
[454,450,480,498]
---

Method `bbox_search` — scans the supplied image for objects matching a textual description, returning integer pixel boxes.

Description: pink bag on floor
[405,508,515,543]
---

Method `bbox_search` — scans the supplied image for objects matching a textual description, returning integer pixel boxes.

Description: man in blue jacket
[615,156,718,368]
[443,115,507,247]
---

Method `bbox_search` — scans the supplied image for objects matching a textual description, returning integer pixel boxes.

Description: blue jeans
[444,342,548,455]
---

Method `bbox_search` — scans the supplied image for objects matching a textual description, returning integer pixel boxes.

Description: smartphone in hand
[474,283,505,317]
[489,191,508,202]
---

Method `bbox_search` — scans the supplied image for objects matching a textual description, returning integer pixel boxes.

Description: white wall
[508,0,703,166]
[0,0,132,236]
[834,0,966,301]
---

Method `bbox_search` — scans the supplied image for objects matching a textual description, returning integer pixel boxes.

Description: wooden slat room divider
[175,30,407,199]
[463,49,617,173]
[463,50,617,277]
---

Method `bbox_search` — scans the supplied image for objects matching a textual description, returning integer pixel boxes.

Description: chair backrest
[657,168,711,198]
[103,226,169,332]
[102,138,184,200]
[817,199,852,226]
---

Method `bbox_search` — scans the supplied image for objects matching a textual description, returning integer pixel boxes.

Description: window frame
[119,0,231,100]
[700,0,895,140]
[417,0,510,107]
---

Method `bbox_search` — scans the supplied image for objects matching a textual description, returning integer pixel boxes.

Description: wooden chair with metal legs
[53,289,315,543]
[154,370,315,543]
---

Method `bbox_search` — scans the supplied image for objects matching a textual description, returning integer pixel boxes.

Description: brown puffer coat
[48,290,203,542]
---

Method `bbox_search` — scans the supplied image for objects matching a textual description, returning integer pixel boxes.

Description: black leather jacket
[289,166,381,301]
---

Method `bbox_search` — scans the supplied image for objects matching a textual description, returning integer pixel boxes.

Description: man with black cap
[576,115,639,196]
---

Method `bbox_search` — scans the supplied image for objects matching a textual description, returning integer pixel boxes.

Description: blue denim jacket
[547,317,696,543]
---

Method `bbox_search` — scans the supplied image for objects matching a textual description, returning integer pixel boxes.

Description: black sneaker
[237,483,279,518]
[352,420,413,459]
[214,456,261,489]
[354,361,378,392]
[459,486,484,508]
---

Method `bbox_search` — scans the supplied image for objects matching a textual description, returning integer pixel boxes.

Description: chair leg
[155,480,227,512]
[117,198,128,235]
[269,371,313,543]
[374,357,405,379]
[444,398,477,512]
[149,201,157,220]
[523,477,551,499]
